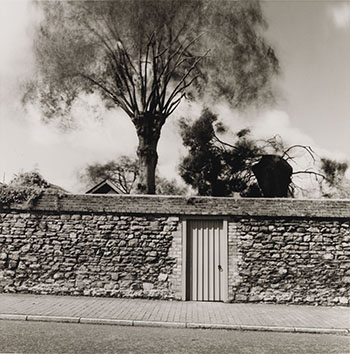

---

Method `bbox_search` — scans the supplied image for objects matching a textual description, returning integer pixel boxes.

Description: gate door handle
[218,265,223,272]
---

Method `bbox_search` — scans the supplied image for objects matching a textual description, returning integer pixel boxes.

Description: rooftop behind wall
[7,194,350,219]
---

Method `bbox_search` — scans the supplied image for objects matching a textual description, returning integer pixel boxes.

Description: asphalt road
[0,320,349,354]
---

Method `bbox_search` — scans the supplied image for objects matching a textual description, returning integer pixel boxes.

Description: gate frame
[181,217,228,302]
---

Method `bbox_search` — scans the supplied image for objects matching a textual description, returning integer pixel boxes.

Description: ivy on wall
[0,171,68,209]
[0,185,43,209]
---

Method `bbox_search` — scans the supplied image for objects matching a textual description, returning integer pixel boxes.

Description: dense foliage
[0,171,68,208]
[179,109,264,196]
[0,185,41,206]
[179,109,350,198]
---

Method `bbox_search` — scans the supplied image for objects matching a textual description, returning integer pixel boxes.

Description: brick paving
[0,294,349,331]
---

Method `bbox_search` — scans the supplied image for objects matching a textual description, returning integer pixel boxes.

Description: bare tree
[80,156,139,194]
[80,155,187,195]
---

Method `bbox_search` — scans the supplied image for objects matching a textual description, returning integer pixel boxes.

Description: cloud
[331,3,350,29]
[0,1,41,84]
[1,95,138,193]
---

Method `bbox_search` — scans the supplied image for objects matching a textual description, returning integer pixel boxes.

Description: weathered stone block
[343,276,350,284]
[148,251,158,257]
[235,294,248,301]
[0,253,7,260]
[128,239,138,247]
[142,282,153,291]
[339,297,349,305]
[158,273,168,282]
[323,253,334,260]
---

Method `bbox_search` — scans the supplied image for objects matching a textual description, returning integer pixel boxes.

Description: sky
[263,0,350,157]
[0,0,349,194]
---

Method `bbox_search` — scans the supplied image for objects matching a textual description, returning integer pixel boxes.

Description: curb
[80,318,133,326]
[0,314,348,335]
[26,315,80,323]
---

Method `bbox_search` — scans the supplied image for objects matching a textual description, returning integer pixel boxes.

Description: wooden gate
[186,219,227,302]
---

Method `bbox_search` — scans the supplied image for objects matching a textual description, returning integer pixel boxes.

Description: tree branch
[79,74,133,117]
[292,170,326,180]
[282,145,316,162]
[163,50,209,113]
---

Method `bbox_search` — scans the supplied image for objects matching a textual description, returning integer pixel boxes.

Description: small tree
[25,0,279,194]
[80,156,139,194]
[318,158,350,198]
[80,155,187,195]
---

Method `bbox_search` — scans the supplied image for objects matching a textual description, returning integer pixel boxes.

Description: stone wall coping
[2,193,350,219]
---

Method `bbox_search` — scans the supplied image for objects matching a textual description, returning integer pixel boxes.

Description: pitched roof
[85,179,120,194]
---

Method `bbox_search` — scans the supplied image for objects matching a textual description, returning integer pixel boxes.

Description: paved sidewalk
[0,294,349,335]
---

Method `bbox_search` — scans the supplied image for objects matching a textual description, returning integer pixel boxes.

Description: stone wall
[0,211,182,299]
[0,194,349,305]
[228,218,350,306]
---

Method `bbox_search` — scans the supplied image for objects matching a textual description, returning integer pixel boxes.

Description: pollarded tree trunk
[136,136,159,194]
[134,112,165,194]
